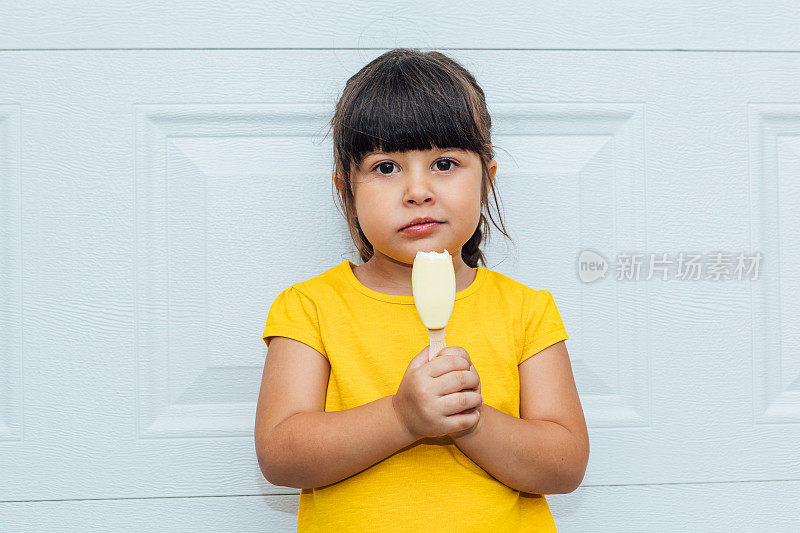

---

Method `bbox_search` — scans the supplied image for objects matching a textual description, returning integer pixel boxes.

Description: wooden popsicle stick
[428,328,446,361]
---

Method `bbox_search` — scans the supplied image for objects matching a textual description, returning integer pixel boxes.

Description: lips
[401,221,442,235]
[401,217,443,231]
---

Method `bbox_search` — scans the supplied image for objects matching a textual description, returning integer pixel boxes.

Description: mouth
[400,221,443,235]
[400,217,444,231]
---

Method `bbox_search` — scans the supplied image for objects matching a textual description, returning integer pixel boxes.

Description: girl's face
[351,147,497,267]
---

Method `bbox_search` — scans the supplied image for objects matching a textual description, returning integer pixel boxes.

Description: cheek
[355,195,382,219]
[464,182,483,209]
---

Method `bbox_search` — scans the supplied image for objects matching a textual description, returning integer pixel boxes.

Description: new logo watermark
[577,250,762,282]
[577,250,609,282]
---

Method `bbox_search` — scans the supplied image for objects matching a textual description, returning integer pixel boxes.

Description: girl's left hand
[435,346,482,439]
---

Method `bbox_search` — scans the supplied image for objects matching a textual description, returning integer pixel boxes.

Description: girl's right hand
[391,345,482,440]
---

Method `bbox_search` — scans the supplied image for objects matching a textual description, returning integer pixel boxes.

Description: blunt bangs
[343,62,482,171]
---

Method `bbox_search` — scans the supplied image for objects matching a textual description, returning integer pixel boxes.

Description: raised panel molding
[749,103,800,424]
[491,102,648,427]
[134,103,330,438]
[0,105,22,442]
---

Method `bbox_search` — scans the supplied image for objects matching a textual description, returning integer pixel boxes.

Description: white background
[1,1,799,531]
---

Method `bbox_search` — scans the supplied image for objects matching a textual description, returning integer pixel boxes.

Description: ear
[333,171,342,196]
[487,160,497,191]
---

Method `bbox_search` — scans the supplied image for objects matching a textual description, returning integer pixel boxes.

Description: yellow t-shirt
[262,259,569,533]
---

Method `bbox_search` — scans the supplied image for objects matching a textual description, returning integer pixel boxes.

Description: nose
[403,165,435,205]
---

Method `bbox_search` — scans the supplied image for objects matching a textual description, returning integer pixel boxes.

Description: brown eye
[375,162,395,175]
[435,158,458,171]
[371,158,458,175]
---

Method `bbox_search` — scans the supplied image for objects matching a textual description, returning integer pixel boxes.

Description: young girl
[255,48,589,532]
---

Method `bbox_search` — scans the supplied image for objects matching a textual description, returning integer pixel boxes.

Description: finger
[408,346,431,370]
[445,411,480,435]
[437,346,470,363]
[469,363,480,384]
[437,369,479,395]
[426,354,470,378]
[447,410,480,431]
[440,390,482,416]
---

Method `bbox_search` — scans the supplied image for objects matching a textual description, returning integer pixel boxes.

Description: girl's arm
[264,396,416,489]
[451,340,589,495]
[255,336,416,489]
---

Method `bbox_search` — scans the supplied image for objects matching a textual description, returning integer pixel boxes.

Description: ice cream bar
[412,249,456,361]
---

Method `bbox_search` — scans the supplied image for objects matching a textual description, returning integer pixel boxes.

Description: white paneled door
[1,48,798,530]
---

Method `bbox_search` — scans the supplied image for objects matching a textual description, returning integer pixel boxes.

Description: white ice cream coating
[411,250,456,329]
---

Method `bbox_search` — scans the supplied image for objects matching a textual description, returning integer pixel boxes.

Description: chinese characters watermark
[577,250,762,282]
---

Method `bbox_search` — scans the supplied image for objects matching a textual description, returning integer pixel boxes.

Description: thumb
[409,345,431,369]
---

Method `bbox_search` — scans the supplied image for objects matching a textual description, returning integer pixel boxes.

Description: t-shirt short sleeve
[519,289,569,364]
[262,286,327,360]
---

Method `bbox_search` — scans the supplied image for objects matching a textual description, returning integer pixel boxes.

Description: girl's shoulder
[480,266,551,296]
[276,260,355,301]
